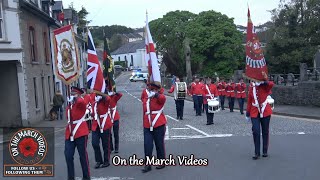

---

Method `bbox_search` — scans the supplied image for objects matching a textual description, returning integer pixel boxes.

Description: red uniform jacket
[65,97,89,140]
[217,82,226,96]
[109,93,123,121]
[226,83,236,97]
[236,83,247,99]
[191,82,204,95]
[168,85,174,93]
[91,96,113,131]
[246,81,274,118]
[202,84,219,104]
[83,94,91,105]
[141,89,167,129]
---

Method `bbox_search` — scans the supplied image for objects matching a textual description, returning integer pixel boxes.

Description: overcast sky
[62,0,280,28]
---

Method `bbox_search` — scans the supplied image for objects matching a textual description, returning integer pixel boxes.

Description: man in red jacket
[191,77,204,116]
[217,79,226,110]
[65,86,90,180]
[226,79,236,112]
[108,91,123,153]
[140,83,167,173]
[203,78,219,125]
[168,77,184,120]
[246,78,274,160]
[236,79,247,115]
[92,93,112,168]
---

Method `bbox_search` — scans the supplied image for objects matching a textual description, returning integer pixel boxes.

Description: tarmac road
[1,71,319,180]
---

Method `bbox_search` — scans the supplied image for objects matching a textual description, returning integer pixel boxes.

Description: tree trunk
[183,38,192,84]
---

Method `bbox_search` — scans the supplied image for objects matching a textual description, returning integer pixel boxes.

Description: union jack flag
[87,29,106,93]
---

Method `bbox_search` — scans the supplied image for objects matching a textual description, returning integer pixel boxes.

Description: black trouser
[92,127,111,164]
[53,105,63,120]
[144,125,166,165]
[228,97,235,112]
[110,120,119,151]
[192,95,196,110]
[219,96,225,110]
[175,100,184,119]
[204,104,215,124]
[194,95,203,116]
[251,116,271,155]
[65,136,90,179]
[238,98,245,114]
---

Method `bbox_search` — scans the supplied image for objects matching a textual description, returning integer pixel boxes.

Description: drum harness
[145,89,164,132]
[252,82,268,118]
[67,104,87,142]
[205,85,214,99]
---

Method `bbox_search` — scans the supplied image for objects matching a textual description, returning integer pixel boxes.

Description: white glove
[108,91,115,96]
[255,82,263,86]
[148,91,156,98]
[245,116,251,123]
[95,96,102,102]
[67,96,75,102]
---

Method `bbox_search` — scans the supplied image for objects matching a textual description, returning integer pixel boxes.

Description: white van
[130,73,148,82]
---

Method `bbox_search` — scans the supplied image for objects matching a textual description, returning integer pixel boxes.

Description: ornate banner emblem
[53,25,80,85]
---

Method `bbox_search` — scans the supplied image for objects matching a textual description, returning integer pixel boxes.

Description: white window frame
[0,2,4,40]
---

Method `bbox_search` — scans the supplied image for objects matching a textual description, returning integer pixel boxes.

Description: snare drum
[207,98,220,113]
[174,82,187,100]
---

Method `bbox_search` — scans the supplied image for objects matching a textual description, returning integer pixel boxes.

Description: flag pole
[145,10,153,84]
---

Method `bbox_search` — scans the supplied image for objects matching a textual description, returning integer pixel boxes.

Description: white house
[111,40,148,71]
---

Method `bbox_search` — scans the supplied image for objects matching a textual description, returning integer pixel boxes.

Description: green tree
[149,10,243,78]
[267,0,320,74]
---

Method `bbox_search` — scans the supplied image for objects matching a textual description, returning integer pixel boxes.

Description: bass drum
[207,98,220,113]
[174,82,187,100]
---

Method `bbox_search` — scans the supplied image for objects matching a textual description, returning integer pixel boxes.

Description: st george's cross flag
[87,29,106,93]
[245,7,268,81]
[53,25,81,85]
[145,12,161,86]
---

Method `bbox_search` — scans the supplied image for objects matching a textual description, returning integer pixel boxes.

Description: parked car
[114,65,124,71]
[130,73,148,83]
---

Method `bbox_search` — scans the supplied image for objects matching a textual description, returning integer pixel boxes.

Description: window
[29,26,37,62]
[33,77,39,108]
[48,76,52,103]
[43,32,49,63]
[0,2,4,39]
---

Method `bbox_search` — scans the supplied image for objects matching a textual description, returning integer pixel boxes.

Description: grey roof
[111,40,145,55]
[63,9,73,19]
[121,33,143,39]
[52,1,63,11]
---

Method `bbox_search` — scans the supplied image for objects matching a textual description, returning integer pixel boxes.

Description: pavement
[1,71,320,180]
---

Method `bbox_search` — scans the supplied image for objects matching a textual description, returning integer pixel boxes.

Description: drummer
[168,77,185,120]
[203,77,218,125]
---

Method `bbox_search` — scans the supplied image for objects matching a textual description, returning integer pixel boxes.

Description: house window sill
[46,62,51,65]
[0,40,12,44]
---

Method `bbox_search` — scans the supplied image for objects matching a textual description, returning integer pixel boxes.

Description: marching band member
[189,77,196,111]
[108,91,123,153]
[82,88,93,131]
[217,79,226,110]
[64,87,90,180]
[168,77,184,120]
[226,79,236,112]
[203,78,219,125]
[191,77,204,116]
[140,83,167,173]
[246,73,274,160]
[91,92,112,168]
[236,79,247,115]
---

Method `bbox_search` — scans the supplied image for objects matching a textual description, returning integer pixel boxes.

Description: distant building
[119,33,143,43]
[111,40,147,71]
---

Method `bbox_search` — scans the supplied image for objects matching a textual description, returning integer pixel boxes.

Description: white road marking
[298,132,305,135]
[171,128,190,130]
[166,115,179,122]
[165,125,169,139]
[210,134,233,137]
[185,124,210,137]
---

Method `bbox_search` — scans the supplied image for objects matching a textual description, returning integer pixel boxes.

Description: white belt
[108,106,117,123]
[227,90,234,92]
[67,106,86,142]
[94,103,110,133]
[238,91,245,93]
[145,107,164,131]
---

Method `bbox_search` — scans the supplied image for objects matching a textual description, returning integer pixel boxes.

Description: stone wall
[272,82,320,107]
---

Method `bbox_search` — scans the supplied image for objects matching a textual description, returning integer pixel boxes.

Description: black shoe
[156,165,165,170]
[94,162,102,169]
[68,177,75,180]
[142,166,152,173]
[262,153,268,157]
[114,150,119,154]
[206,123,213,125]
[241,112,244,115]
[83,177,91,180]
[101,162,110,168]
[252,154,260,160]
[180,117,183,120]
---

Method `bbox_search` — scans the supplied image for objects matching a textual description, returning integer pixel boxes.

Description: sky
[62,0,280,28]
